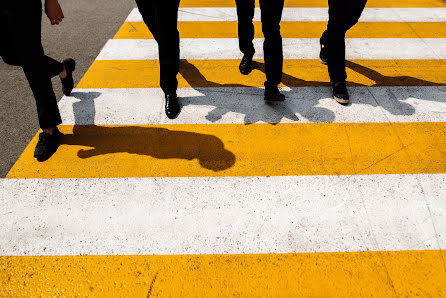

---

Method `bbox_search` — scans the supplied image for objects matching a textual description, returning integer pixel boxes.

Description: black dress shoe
[34,127,63,162]
[319,37,328,65]
[332,81,349,105]
[165,93,180,119]
[61,58,76,96]
[239,55,253,75]
[264,86,285,102]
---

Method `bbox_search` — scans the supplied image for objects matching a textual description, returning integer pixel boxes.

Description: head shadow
[65,91,236,172]
[70,91,102,125]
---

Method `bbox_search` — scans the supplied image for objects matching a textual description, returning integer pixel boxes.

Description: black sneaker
[61,58,76,96]
[34,128,63,162]
[239,55,253,75]
[165,93,181,119]
[264,86,285,102]
[319,37,328,65]
[332,82,349,105]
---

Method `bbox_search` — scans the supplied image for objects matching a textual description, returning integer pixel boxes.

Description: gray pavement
[0,0,135,177]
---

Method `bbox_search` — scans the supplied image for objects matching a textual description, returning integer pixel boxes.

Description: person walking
[319,0,367,104]
[235,0,285,102]
[135,0,181,119]
[0,0,76,162]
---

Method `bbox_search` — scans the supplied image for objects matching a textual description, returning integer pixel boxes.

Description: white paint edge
[59,87,446,125]
[95,38,446,60]
[0,174,444,256]
[125,7,446,22]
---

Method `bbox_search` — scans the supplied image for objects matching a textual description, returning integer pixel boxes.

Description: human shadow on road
[179,59,339,124]
[62,91,236,172]
[70,91,101,125]
[179,60,303,124]
[345,60,446,116]
[345,60,445,87]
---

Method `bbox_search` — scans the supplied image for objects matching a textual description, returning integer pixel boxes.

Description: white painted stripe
[59,87,446,125]
[126,7,446,22]
[96,38,446,60]
[0,174,444,256]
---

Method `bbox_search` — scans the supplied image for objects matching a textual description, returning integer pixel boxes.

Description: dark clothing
[235,0,284,88]
[135,0,180,94]
[0,1,63,129]
[322,0,367,83]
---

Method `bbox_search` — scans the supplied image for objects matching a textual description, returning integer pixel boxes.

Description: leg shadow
[345,60,445,87]
[346,60,446,116]
[179,59,302,124]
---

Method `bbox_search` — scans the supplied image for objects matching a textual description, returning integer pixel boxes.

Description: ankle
[42,127,56,135]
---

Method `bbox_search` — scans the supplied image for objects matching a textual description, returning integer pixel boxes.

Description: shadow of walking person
[64,125,236,172]
[70,91,102,125]
[345,60,445,87]
[179,59,301,124]
[61,91,236,172]
[345,60,446,116]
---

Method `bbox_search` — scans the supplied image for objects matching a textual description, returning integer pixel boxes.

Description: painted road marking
[126,8,446,22]
[3,1,446,296]
[1,251,446,296]
[58,87,446,125]
[96,38,446,60]
[6,122,446,179]
[1,174,444,255]
[115,21,446,39]
[77,59,446,89]
[177,0,446,7]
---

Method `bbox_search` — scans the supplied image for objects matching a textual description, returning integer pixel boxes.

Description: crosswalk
[1,0,446,296]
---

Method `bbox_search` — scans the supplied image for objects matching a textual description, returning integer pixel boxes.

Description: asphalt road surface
[0,0,135,177]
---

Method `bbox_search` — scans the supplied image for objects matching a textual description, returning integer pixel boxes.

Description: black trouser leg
[259,0,284,88]
[325,0,367,83]
[1,1,63,129]
[346,0,367,31]
[235,0,255,57]
[22,54,63,129]
[135,0,180,95]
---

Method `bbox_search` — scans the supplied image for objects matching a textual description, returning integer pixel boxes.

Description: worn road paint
[58,87,446,125]
[1,251,446,297]
[1,174,444,255]
[126,8,446,22]
[96,38,446,60]
[6,122,446,179]
[115,21,446,39]
[77,59,446,89]
[178,0,446,7]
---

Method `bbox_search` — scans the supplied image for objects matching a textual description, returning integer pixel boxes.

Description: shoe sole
[319,57,328,65]
[334,95,349,105]
[165,108,181,120]
[239,67,253,75]
[265,96,286,102]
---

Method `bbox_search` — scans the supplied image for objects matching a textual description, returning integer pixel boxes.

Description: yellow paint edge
[6,122,446,178]
[1,250,446,296]
[76,59,446,89]
[114,22,446,39]
[178,0,446,7]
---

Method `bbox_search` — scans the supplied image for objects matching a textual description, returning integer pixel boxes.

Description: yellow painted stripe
[179,0,446,7]
[115,22,446,39]
[6,122,446,179]
[1,250,445,296]
[77,59,446,89]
